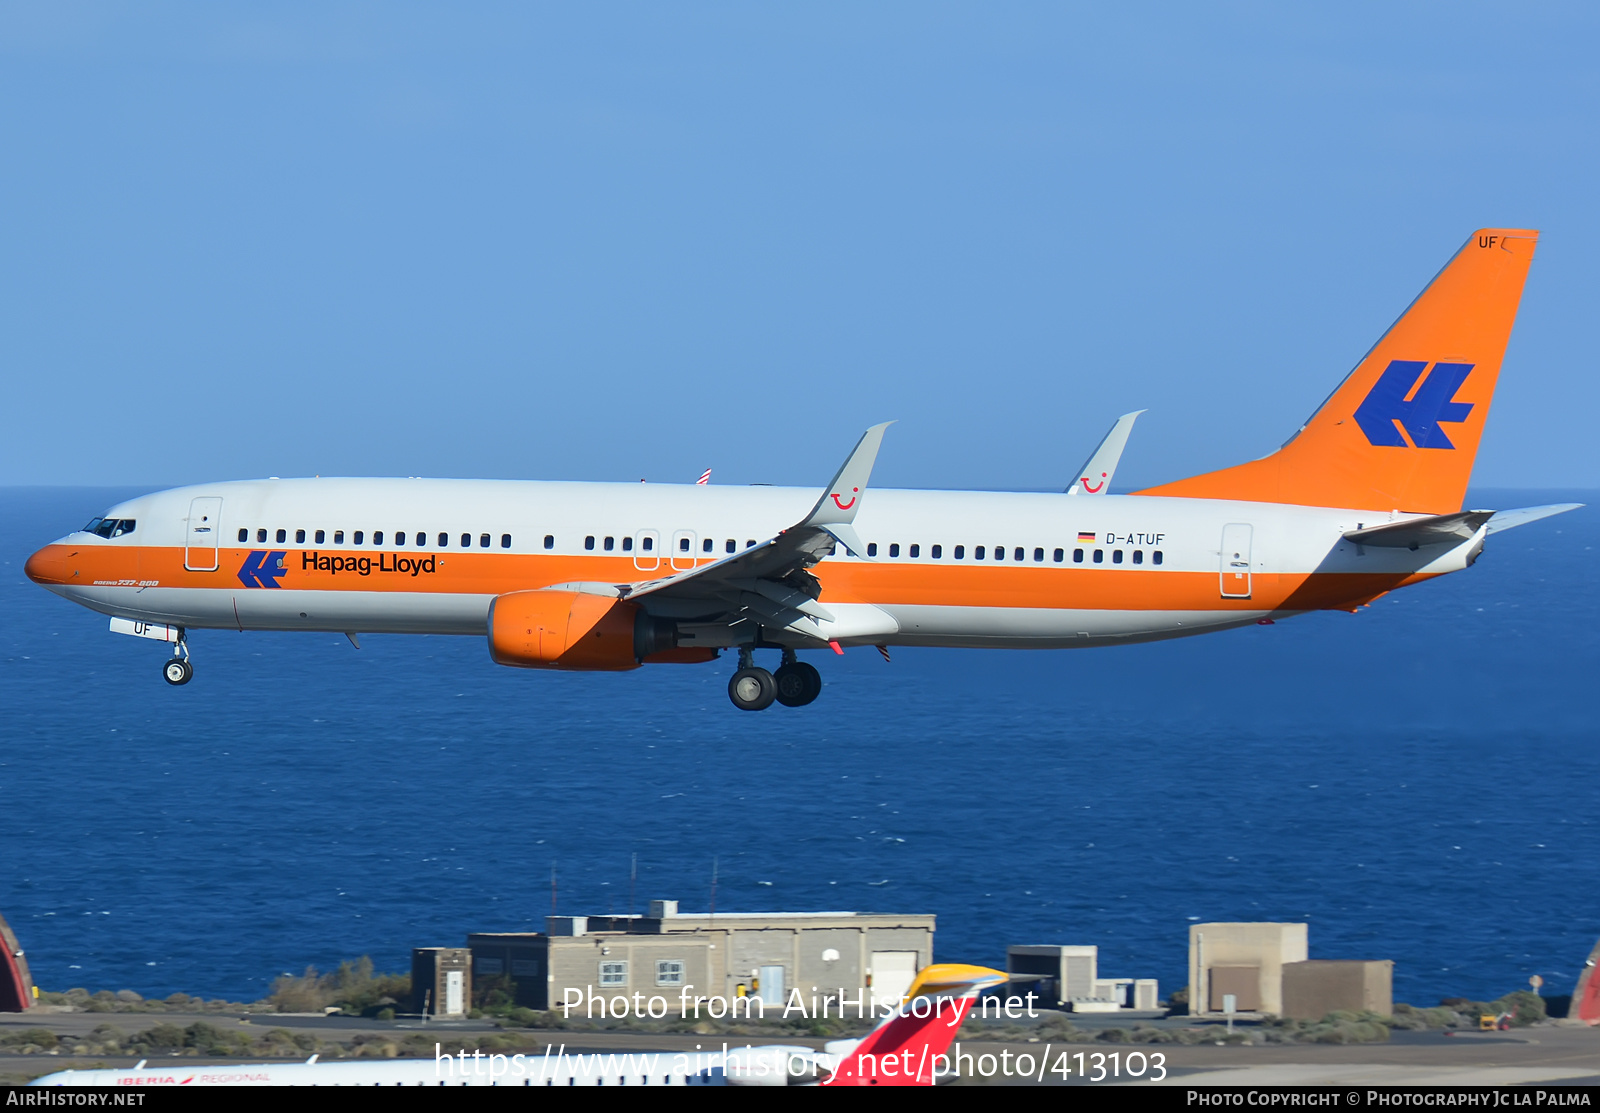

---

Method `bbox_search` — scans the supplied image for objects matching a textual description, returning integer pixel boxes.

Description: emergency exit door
[185,497,223,572]
[1220,523,1252,598]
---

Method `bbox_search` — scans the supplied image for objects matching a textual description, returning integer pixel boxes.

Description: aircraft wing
[619,424,894,642]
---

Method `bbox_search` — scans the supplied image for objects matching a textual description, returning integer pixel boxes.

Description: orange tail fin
[1137,229,1538,513]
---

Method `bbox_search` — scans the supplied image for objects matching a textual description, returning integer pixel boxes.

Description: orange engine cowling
[489,590,642,670]
[488,590,692,671]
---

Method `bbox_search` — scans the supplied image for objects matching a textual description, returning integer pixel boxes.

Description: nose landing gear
[162,630,193,686]
[728,648,822,711]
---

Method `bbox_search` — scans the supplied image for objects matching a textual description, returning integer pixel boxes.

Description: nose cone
[25,544,71,585]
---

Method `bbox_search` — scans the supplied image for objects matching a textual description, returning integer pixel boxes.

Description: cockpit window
[84,518,135,539]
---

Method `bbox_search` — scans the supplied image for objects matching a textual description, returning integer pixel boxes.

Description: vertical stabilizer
[1137,230,1538,513]
[822,963,1006,1086]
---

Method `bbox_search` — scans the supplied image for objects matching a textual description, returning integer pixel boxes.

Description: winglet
[803,423,892,527]
[1067,410,1144,495]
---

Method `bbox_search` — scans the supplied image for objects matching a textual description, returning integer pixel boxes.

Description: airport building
[1188,922,1392,1019]
[1005,944,1159,1013]
[459,901,935,1016]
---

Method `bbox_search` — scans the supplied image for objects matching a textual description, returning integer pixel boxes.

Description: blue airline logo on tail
[238,550,287,588]
[1353,360,1475,449]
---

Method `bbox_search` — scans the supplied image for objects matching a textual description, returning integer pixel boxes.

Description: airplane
[29,964,1008,1087]
[25,228,1580,711]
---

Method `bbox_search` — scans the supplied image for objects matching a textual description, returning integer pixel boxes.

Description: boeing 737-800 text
[25,229,1578,710]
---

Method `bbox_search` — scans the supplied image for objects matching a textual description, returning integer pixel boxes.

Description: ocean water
[1,487,1595,1008]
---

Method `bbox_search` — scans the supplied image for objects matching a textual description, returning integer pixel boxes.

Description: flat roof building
[468,900,934,1017]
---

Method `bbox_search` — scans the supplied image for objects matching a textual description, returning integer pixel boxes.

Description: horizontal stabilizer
[1484,502,1584,535]
[1343,511,1493,548]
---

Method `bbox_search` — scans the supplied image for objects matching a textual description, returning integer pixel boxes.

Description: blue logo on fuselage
[238,550,287,588]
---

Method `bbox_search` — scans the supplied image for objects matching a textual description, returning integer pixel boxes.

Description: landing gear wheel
[163,658,192,686]
[728,667,777,711]
[773,661,822,707]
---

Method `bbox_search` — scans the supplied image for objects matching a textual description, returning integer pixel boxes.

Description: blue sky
[3,3,1596,489]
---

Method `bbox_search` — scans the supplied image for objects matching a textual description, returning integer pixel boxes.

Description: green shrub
[0,1029,58,1050]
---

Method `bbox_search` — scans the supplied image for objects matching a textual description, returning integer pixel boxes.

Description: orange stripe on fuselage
[31,543,1429,615]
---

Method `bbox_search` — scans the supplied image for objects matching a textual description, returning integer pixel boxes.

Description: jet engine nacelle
[488,590,694,670]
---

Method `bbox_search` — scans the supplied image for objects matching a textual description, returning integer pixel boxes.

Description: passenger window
[1033,547,1043,562]
[274,528,285,543]
[623,536,634,552]
[954,545,964,559]
[1112,549,1123,564]
[479,534,490,548]
[888,543,899,558]
[502,534,512,549]
[867,543,878,557]
[702,538,713,553]
[374,531,384,545]
[604,536,615,551]
[396,532,406,546]
[1073,548,1083,563]
[994,546,1004,561]
[314,530,325,544]
[1133,550,1143,564]
[910,544,920,558]
[461,533,471,548]
[1093,549,1103,564]
[257,528,267,543]
[745,540,755,548]
[931,544,942,559]
[975,546,985,559]
[1015,547,1026,562]
[642,536,653,551]
[585,536,595,550]
[543,535,554,550]
[725,539,735,553]
[354,531,364,545]
[678,537,690,552]
[1053,548,1064,562]
[238,528,248,543]
[1153,550,1164,565]
[334,531,344,544]
[438,532,448,547]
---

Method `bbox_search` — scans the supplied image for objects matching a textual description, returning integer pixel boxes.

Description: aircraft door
[633,530,660,572]
[757,965,786,1008]
[1220,523,1253,598]
[185,497,224,572]
[670,530,697,571]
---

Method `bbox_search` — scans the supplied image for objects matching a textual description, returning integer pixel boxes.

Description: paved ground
[3,1010,1596,1086]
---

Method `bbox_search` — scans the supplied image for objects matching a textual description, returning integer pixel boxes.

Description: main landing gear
[162,630,192,686]
[728,648,822,712]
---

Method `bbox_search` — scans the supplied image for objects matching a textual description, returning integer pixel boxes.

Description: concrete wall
[1282,960,1393,1019]
[1189,923,1308,1017]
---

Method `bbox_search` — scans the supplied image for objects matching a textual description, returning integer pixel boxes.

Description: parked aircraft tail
[820,963,1007,1086]
[1138,229,1538,514]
